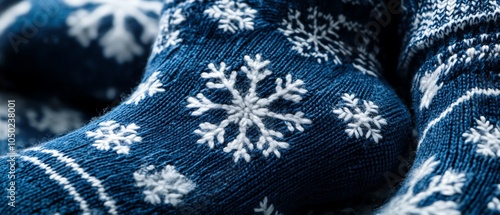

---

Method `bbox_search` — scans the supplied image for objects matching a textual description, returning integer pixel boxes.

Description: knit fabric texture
[378,0,500,214]
[0,0,412,214]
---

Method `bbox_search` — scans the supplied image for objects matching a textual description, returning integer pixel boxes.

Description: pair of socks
[0,0,413,214]
[8,0,500,214]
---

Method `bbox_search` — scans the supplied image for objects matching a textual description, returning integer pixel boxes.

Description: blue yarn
[0,0,412,214]
[378,0,500,214]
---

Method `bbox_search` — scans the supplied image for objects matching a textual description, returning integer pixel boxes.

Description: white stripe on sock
[419,88,500,147]
[38,149,118,215]
[20,156,91,215]
[402,7,500,72]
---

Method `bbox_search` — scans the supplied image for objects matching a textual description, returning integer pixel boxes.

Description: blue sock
[2,0,411,214]
[0,0,162,102]
[378,0,500,214]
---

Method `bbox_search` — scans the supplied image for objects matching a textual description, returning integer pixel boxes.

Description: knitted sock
[378,0,500,214]
[0,0,162,102]
[2,0,411,214]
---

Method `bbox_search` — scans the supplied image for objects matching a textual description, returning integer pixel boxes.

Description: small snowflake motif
[333,93,387,143]
[125,71,165,105]
[187,54,311,162]
[279,7,378,76]
[134,164,195,206]
[463,116,500,158]
[380,156,465,214]
[204,0,257,33]
[254,197,281,215]
[152,8,186,55]
[64,0,162,63]
[279,7,348,64]
[86,120,142,154]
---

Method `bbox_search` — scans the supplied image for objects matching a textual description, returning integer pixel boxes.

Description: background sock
[0,90,88,155]
[0,0,162,103]
[378,0,500,214]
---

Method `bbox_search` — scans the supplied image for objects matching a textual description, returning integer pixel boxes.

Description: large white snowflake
[134,164,195,206]
[462,116,500,158]
[204,0,257,33]
[187,54,311,162]
[379,156,465,215]
[333,93,387,143]
[125,71,165,105]
[254,197,281,215]
[152,8,186,55]
[25,106,83,135]
[86,120,142,154]
[64,0,162,63]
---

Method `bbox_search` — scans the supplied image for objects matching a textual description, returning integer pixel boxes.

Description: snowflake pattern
[64,0,162,63]
[25,106,83,135]
[279,7,346,64]
[254,197,281,215]
[380,156,465,214]
[152,8,186,55]
[279,7,378,76]
[333,93,387,143]
[204,0,257,33]
[134,164,195,206]
[462,116,500,158]
[125,71,165,105]
[187,54,311,162]
[86,120,142,154]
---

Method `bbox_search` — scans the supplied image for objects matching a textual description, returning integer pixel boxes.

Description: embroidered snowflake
[488,185,500,211]
[26,106,83,135]
[134,164,195,206]
[64,0,162,63]
[279,7,350,64]
[333,93,387,143]
[463,116,500,158]
[254,197,281,215]
[380,156,465,214]
[86,120,142,154]
[204,0,257,33]
[152,8,186,55]
[125,71,165,105]
[187,54,311,162]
